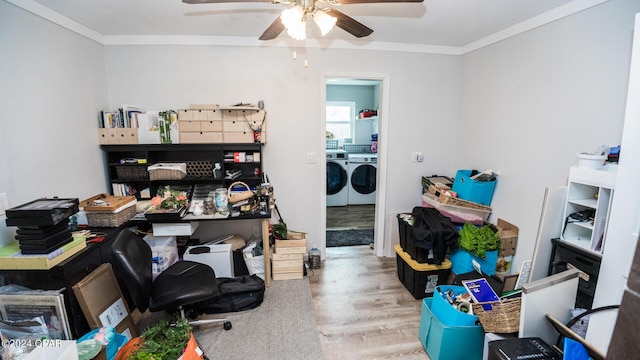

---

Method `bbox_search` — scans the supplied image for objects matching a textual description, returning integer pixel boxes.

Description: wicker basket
[115,165,148,180]
[227,181,254,204]
[85,205,137,227]
[148,163,187,181]
[427,185,491,211]
[471,297,521,333]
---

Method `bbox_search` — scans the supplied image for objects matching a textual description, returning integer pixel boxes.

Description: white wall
[0,1,108,244]
[103,45,462,256]
[586,11,640,353]
[456,0,640,272]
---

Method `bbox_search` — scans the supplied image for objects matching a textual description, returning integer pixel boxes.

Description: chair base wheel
[224,321,232,330]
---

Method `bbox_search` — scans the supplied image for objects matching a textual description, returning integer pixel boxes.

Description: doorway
[322,75,389,256]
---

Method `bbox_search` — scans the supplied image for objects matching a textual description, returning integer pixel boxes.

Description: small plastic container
[308,248,321,269]
[576,152,607,169]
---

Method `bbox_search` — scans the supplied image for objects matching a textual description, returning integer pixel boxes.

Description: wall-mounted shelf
[101,143,263,199]
[560,165,616,255]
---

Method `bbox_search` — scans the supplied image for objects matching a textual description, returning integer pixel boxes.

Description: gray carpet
[192,278,323,360]
[326,229,374,247]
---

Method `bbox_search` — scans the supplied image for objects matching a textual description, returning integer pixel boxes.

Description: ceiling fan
[182,0,424,41]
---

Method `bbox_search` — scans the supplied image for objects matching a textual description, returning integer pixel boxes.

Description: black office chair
[111,229,232,330]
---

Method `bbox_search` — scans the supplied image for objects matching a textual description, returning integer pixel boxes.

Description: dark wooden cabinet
[101,143,264,199]
[548,238,602,309]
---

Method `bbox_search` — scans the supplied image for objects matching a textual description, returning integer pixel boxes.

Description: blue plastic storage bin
[419,297,485,360]
[77,327,128,360]
[451,170,497,206]
[431,285,478,326]
[450,249,499,276]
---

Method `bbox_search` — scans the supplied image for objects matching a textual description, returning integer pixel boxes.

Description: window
[326,102,355,143]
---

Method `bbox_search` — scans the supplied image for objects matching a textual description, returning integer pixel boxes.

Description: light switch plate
[306,152,318,164]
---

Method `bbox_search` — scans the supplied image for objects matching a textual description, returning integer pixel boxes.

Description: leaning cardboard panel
[72,263,139,339]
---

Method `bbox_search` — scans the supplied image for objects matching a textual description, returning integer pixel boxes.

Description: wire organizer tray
[85,205,137,227]
[148,163,187,181]
[471,297,521,333]
[115,165,148,180]
[427,185,491,211]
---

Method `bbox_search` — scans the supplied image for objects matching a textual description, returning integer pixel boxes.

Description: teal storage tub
[77,327,128,360]
[451,170,497,206]
[450,249,499,276]
[431,285,479,326]
[419,297,485,360]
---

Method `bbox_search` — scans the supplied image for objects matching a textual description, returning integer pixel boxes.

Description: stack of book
[5,198,79,255]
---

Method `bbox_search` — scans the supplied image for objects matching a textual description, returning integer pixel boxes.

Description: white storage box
[152,221,199,236]
[24,340,78,360]
[183,243,234,278]
[143,235,178,276]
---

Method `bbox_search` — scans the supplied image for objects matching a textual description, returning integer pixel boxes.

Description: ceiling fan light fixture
[313,10,336,36]
[281,6,306,40]
[286,20,306,40]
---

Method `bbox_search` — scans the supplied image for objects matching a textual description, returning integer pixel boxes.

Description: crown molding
[6,0,105,43]
[460,0,609,54]
[9,0,609,56]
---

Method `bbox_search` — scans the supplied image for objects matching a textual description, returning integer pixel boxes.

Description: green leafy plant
[129,319,192,360]
[271,221,288,240]
[458,222,500,259]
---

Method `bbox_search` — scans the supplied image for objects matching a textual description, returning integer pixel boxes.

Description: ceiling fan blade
[325,9,373,38]
[259,16,285,40]
[183,0,269,3]
[335,0,423,3]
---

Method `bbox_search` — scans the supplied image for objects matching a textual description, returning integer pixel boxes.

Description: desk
[152,213,272,287]
[0,225,127,338]
[0,214,272,338]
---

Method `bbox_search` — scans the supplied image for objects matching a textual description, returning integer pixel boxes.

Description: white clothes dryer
[348,153,377,205]
[326,150,349,206]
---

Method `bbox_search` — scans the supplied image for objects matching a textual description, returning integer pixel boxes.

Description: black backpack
[193,274,265,314]
[411,206,459,264]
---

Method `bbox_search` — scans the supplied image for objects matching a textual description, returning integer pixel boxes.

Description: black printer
[488,337,563,360]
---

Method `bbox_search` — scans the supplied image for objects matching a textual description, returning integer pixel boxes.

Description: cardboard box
[72,263,139,339]
[497,218,518,256]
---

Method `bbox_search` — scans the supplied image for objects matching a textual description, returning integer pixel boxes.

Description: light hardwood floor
[309,245,429,359]
[326,205,375,230]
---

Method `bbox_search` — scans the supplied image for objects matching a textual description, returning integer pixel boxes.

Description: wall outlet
[411,152,424,162]
[0,193,8,216]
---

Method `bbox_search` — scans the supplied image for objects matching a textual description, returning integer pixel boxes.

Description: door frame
[320,72,390,258]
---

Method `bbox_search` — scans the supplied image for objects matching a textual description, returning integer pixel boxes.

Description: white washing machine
[348,153,377,205]
[326,150,349,206]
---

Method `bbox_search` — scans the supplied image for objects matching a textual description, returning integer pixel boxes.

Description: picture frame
[0,291,71,340]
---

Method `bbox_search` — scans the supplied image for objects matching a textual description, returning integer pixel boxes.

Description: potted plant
[121,319,201,360]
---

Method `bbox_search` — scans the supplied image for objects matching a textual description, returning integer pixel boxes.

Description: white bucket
[576,152,607,169]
